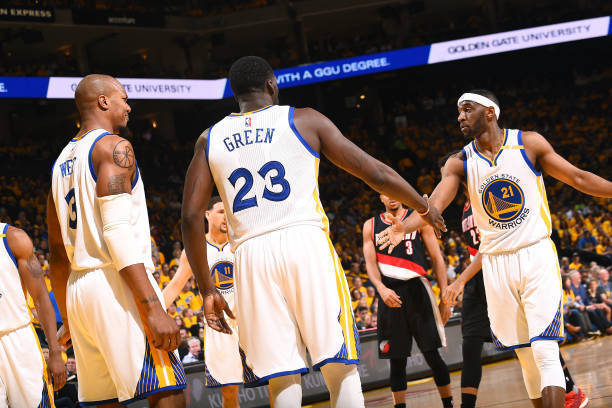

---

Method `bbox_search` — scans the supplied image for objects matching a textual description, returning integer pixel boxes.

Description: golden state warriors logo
[481,178,524,222]
[210,261,233,291]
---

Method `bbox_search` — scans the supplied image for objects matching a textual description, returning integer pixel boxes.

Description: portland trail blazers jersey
[371,209,427,280]
[0,223,30,333]
[463,129,552,254]
[207,105,329,249]
[51,129,154,273]
[461,200,480,258]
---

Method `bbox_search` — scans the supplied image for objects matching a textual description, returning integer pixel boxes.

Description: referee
[363,194,453,408]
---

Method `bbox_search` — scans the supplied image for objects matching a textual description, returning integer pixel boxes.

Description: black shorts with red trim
[461,270,492,341]
[377,275,442,359]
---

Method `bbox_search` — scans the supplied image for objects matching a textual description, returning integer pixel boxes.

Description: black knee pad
[390,357,408,392]
[422,350,450,387]
[461,337,484,388]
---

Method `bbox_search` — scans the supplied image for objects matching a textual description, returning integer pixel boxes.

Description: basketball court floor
[308,335,612,407]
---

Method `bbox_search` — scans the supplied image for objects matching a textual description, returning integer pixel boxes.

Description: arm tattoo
[112,140,135,169]
[107,174,129,194]
[27,256,44,278]
[140,296,160,305]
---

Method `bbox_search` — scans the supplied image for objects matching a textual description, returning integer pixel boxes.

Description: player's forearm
[432,260,448,292]
[48,257,71,321]
[570,170,612,198]
[365,263,386,292]
[33,295,62,352]
[457,253,482,285]
[120,263,164,311]
[368,164,429,213]
[400,212,427,234]
[182,212,215,293]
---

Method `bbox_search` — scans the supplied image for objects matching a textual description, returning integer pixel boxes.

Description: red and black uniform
[372,209,445,359]
[460,201,491,340]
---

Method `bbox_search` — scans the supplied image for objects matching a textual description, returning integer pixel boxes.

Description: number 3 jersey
[51,129,154,273]
[462,129,552,255]
[207,105,329,249]
[371,209,427,280]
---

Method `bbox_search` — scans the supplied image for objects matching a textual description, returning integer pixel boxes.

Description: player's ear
[98,94,110,111]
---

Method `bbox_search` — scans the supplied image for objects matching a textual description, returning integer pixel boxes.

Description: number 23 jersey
[462,129,552,255]
[207,105,329,249]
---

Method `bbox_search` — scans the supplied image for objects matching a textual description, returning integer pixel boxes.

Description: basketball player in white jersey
[0,224,66,407]
[378,89,612,408]
[163,196,241,408]
[181,56,445,408]
[47,74,186,407]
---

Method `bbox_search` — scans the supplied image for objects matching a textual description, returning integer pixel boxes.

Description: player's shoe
[565,388,589,408]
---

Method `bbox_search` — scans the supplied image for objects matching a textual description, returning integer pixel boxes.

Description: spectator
[578,229,597,251]
[178,328,189,361]
[182,337,203,364]
[355,306,371,330]
[586,279,611,322]
[352,275,367,297]
[569,254,582,271]
[570,271,612,334]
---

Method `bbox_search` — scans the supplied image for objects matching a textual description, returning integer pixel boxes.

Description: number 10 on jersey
[228,161,291,213]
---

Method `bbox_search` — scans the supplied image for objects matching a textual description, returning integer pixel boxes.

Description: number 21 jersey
[207,105,329,249]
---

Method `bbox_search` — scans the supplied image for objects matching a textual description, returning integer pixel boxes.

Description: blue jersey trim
[87,131,112,182]
[517,130,541,176]
[205,125,214,161]
[79,398,119,407]
[244,367,308,388]
[312,358,359,371]
[288,107,319,158]
[471,129,508,167]
[529,335,564,343]
[461,148,468,186]
[2,224,17,267]
[132,164,140,189]
[119,384,187,405]
[205,381,243,389]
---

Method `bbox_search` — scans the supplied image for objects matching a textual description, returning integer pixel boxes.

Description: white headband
[458,93,500,119]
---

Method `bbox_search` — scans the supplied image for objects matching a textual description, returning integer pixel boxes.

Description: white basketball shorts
[66,266,186,405]
[0,324,54,408]
[204,314,243,388]
[234,225,359,385]
[482,238,563,350]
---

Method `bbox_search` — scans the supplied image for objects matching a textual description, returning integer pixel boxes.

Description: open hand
[376,214,406,254]
[203,289,235,334]
[442,280,465,306]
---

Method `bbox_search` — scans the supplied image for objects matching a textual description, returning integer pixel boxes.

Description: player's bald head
[74,74,124,113]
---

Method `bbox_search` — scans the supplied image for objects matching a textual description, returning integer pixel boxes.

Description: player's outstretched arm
[182,130,234,334]
[292,108,446,235]
[162,250,193,307]
[442,253,482,306]
[8,226,67,390]
[93,135,180,351]
[46,190,71,340]
[378,155,463,252]
[421,225,451,325]
[524,131,612,197]
[362,219,401,308]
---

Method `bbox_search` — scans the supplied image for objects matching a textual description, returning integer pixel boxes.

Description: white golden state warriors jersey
[463,129,552,254]
[207,240,235,311]
[207,105,329,249]
[0,223,31,333]
[51,129,154,273]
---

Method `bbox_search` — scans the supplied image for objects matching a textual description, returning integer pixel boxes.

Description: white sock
[268,374,302,408]
[320,363,365,408]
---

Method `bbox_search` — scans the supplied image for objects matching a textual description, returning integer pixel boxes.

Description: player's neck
[78,114,118,136]
[206,231,228,247]
[237,93,275,113]
[474,126,504,157]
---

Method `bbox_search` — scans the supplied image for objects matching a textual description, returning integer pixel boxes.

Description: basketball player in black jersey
[363,194,453,408]
[438,153,588,408]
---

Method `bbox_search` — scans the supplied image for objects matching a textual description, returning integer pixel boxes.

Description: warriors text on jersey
[462,129,552,254]
[206,105,328,249]
[371,209,427,280]
[0,223,30,334]
[51,129,154,273]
